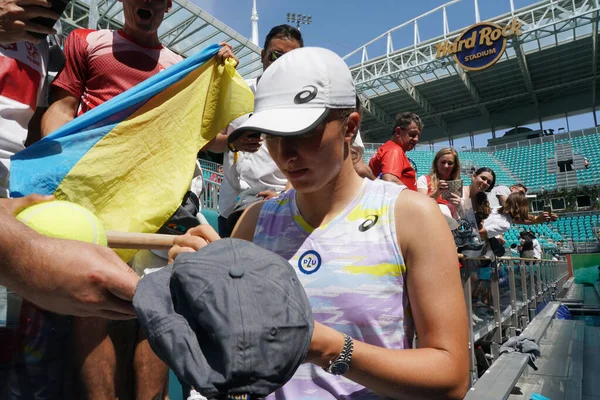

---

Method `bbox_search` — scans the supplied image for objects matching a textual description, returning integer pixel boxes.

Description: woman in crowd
[480,192,530,239]
[417,147,462,216]
[459,168,496,308]
[459,167,495,230]
[169,47,469,399]
[519,231,536,259]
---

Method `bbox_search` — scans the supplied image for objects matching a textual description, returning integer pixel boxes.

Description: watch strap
[325,334,354,375]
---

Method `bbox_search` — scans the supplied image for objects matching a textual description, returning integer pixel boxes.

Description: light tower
[251,0,259,46]
[286,12,312,30]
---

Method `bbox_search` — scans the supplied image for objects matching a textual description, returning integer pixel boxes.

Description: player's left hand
[216,42,239,67]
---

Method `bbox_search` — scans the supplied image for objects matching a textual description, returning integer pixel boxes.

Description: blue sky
[191,0,597,146]
[193,0,541,58]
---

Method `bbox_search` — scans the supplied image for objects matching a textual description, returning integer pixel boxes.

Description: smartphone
[29,0,70,40]
[442,179,463,200]
[543,205,552,213]
[247,132,262,139]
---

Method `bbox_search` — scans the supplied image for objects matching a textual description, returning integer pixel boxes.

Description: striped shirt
[254,178,414,399]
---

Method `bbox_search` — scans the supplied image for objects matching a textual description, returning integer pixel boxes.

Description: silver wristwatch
[324,334,354,375]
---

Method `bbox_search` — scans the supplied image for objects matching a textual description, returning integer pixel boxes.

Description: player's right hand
[168,225,221,264]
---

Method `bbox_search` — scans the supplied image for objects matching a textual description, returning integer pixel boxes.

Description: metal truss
[396,73,449,133]
[428,75,593,118]
[347,0,600,106]
[512,38,541,124]
[59,0,263,79]
[454,65,491,122]
[360,95,395,128]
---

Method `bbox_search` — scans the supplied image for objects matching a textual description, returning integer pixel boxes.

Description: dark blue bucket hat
[133,238,313,399]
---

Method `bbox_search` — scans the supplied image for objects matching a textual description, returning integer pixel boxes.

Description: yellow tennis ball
[16,200,107,245]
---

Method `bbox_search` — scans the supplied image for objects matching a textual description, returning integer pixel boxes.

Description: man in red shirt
[41,0,184,134]
[369,112,423,190]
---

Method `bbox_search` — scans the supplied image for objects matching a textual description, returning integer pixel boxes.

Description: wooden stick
[106,231,175,250]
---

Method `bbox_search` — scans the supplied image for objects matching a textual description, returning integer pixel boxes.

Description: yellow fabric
[55,58,254,261]
[342,263,406,277]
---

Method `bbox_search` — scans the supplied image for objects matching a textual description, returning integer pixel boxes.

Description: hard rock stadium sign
[436,18,523,71]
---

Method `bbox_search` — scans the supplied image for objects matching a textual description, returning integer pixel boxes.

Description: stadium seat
[200,209,220,231]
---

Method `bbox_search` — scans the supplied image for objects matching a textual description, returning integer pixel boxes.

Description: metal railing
[198,159,221,173]
[200,173,222,211]
[459,254,569,387]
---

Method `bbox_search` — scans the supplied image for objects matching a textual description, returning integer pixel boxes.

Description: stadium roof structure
[345,0,600,144]
[58,0,263,80]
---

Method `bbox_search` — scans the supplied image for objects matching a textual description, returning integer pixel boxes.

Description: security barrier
[459,254,569,388]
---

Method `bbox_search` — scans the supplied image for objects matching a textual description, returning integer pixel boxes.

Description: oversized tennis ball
[16,200,107,245]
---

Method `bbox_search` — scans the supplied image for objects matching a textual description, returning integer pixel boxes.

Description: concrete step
[509,319,585,400]
[558,283,585,304]
[583,326,600,399]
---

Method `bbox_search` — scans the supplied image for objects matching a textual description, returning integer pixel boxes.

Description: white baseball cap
[228,47,356,142]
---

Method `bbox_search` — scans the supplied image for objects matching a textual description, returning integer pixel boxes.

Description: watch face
[331,361,350,375]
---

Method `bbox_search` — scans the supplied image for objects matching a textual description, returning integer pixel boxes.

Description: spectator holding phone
[0,0,59,44]
[0,0,62,198]
[480,192,530,240]
[206,25,301,237]
[417,147,462,216]
[455,167,495,255]
[489,183,557,224]
[488,183,526,208]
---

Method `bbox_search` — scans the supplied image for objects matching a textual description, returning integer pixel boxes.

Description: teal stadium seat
[493,141,557,191]
[362,148,515,187]
[201,208,220,231]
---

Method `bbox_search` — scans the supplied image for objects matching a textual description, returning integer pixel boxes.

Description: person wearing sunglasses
[206,24,304,238]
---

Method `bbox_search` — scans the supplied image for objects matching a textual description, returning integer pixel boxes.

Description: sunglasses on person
[267,50,284,62]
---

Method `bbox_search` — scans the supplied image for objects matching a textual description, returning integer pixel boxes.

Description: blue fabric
[10,44,221,197]
[556,304,572,320]
[530,393,550,400]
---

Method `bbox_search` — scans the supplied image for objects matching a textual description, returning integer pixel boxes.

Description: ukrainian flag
[10,44,253,261]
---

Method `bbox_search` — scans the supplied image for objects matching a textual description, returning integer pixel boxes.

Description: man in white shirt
[206,25,303,236]
[488,183,557,225]
[487,183,527,208]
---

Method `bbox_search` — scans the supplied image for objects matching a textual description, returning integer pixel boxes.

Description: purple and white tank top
[254,178,414,400]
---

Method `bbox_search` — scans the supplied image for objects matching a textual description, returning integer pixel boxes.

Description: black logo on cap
[294,85,318,104]
[358,215,379,232]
